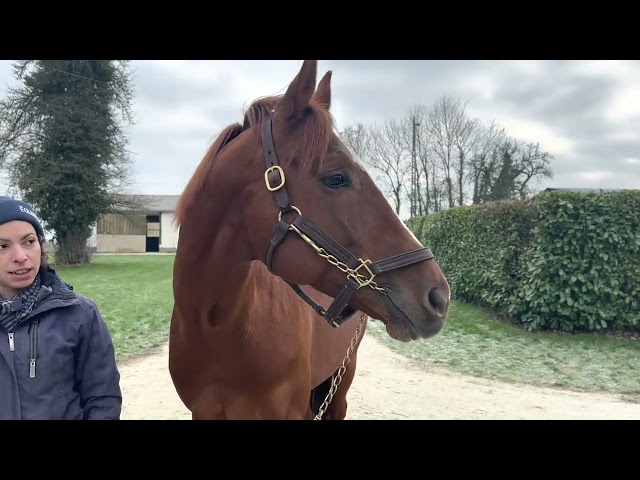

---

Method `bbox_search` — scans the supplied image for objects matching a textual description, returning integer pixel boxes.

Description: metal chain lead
[276,207,373,418]
[289,223,385,292]
[313,313,367,420]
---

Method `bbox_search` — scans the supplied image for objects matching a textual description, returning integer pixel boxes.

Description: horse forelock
[245,94,335,175]
[242,95,279,130]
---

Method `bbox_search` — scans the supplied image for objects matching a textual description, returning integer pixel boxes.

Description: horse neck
[174,186,266,330]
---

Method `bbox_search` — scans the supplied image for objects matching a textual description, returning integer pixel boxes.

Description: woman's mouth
[10,268,32,279]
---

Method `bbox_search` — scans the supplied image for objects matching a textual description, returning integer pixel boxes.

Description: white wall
[97,234,146,253]
[160,212,179,251]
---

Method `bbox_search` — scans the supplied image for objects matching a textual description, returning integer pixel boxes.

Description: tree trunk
[55,229,90,265]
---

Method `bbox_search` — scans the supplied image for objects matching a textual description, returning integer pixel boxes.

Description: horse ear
[280,60,317,120]
[313,70,332,110]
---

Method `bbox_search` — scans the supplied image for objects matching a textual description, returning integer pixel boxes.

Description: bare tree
[430,160,446,212]
[515,142,554,199]
[403,104,434,216]
[365,120,411,215]
[452,113,480,206]
[425,95,476,208]
[469,133,555,204]
[339,97,555,215]
[469,121,507,204]
[339,123,370,161]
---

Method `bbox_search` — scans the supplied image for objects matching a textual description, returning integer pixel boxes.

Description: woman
[0,196,122,420]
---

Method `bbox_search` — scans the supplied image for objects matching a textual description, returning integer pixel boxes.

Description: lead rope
[313,313,367,420]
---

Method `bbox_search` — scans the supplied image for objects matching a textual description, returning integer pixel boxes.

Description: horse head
[187,60,451,342]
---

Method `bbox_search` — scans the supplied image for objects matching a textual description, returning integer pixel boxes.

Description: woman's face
[0,220,41,299]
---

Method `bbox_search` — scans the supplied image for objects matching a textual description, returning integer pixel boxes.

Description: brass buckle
[278,205,302,222]
[265,165,285,191]
[350,259,376,288]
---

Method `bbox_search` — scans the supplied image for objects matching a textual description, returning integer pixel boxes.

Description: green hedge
[410,190,640,333]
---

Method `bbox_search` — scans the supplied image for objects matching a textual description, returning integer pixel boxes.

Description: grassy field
[54,254,175,362]
[366,302,640,394]
[54,254,640,394]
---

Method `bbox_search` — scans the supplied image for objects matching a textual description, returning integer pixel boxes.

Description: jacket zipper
[28,321,39,378]
[8,332,14,351]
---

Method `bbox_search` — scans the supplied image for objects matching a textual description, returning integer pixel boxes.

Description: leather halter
[261,111,434,327]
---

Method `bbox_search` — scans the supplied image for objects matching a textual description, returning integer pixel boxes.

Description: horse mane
[174,122,243,227]
[174,91,335,227]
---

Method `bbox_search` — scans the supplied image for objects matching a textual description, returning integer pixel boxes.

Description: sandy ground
[118,333,640,420]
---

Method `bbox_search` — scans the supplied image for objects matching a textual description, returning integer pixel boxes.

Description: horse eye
[322,173,350,188]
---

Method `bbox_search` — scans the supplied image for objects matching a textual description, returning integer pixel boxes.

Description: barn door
[146,215,160,252]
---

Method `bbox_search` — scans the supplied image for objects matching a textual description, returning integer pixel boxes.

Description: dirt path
[118,333,640,420]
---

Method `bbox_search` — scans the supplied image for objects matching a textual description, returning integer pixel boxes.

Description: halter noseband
[261,111,434,327]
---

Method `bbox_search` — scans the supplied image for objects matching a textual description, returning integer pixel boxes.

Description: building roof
[112,194,180,212]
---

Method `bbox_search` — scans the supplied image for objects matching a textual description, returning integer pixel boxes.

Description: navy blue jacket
[0,267,122,420]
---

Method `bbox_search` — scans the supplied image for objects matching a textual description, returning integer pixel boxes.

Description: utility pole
[411,115,420,218]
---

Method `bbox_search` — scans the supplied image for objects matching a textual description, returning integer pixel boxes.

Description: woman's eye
[322,173,350,188]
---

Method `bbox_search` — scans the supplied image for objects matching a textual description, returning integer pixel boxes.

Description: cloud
[0,60,638,200]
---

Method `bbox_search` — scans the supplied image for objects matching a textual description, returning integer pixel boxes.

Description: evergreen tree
[0,60,136,264]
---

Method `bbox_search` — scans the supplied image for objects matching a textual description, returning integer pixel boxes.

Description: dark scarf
[0,273,43,333]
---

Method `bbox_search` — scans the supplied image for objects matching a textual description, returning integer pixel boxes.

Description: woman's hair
[39,235,50,267]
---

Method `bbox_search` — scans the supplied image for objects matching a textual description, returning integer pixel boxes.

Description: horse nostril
[427,287,448,316]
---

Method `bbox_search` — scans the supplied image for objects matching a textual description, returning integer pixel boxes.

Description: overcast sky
[0,60,638,201]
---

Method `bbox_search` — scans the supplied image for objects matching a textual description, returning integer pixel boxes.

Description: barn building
[88,194,180,253]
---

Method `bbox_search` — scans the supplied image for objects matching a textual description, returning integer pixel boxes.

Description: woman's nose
[12,246,28,262]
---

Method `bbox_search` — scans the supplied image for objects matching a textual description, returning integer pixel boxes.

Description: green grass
[53,254,175,363]
[52,254,640,394]
[367,301,640,394]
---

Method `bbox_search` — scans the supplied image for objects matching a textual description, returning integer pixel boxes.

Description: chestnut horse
[169,60,451,420]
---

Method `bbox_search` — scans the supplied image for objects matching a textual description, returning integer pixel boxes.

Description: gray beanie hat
[0,196,45,238]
